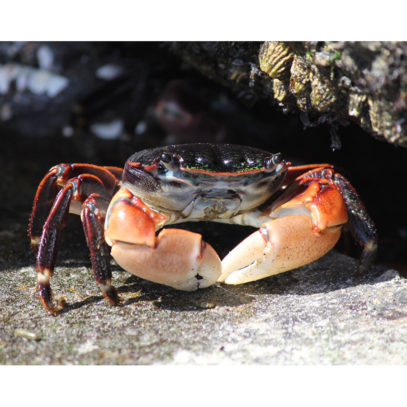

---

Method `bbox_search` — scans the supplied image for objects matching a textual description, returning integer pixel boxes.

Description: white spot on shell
[90,119,124,139]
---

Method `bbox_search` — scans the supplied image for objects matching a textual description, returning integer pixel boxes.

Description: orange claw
[105,200,156,247]
[105,187,222,290]
[105,187,167,247]
[275,181,348,231]
[219,179,349,285]
[110,228,221,291]
[219,214,342,284]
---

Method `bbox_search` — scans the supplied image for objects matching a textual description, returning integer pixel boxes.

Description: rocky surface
[1,217,406,365]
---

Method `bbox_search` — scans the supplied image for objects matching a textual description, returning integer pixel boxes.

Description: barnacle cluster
[258,42,341,114]
[257,41,407,147]
[171,41,407,147]
[259,42,294,79]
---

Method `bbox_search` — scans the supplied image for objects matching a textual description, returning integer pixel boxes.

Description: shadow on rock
[30,251,399,315]
[58,295,104,314]
[118,275,256,311]
[241,251,396,297]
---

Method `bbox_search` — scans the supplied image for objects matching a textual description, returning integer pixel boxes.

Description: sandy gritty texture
[1,218,407,365]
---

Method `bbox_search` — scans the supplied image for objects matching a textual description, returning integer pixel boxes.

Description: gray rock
[1,241,406,364]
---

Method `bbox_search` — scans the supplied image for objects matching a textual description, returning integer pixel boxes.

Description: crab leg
[35,174,113,314]
[36,182,74,314]
[28,167,60,249]
[105,187,222,291]
[219,167,376,284]
[332,172,377,273]
[29,164,121,250]
[81,194,120,305]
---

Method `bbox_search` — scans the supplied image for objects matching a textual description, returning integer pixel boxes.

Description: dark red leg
[28,167,60,249]
[36,183,75,314]
[34,174,112,314]
[283,163,333,187]
[81,194,120,306]
[104,166,123,180]
[333,173,377,273]
[29,164,121,251]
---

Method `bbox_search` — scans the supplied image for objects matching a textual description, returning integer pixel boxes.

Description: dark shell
[125,143,280,174]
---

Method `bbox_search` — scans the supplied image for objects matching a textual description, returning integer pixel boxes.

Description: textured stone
[1,233,406,365]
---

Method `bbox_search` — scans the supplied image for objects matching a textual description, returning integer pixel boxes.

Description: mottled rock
[1,242,406,364]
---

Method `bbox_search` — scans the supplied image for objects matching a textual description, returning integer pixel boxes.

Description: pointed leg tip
[37,277,60,315]
[356,240,378,275]
[48,307,60,316]
[101,285,121,306]
[39,297,60,316]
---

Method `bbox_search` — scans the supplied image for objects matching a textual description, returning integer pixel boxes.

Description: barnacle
[309,68,337,112]
[289,55,311,110]
[273,78,288,102]
[259,42,294,79]
[348,92,367,118]
[367,97,402,144]
[289,56,311,96]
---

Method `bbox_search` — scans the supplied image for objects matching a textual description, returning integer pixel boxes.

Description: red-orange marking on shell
[127,162,141,168]
[143,163,157,171]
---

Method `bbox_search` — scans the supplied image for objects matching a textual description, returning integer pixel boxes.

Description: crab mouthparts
[182,190,242,220]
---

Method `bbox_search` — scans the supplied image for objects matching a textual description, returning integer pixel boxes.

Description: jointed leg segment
[81,194,120,306]
[29,164,121,314]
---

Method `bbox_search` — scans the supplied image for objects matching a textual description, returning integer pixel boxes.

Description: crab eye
[160,152,172,163]
[157,162,168,175]
[272,153,282,165]
[264,153,282,169]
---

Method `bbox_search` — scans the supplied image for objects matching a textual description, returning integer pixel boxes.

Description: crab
[29,143,377,314]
